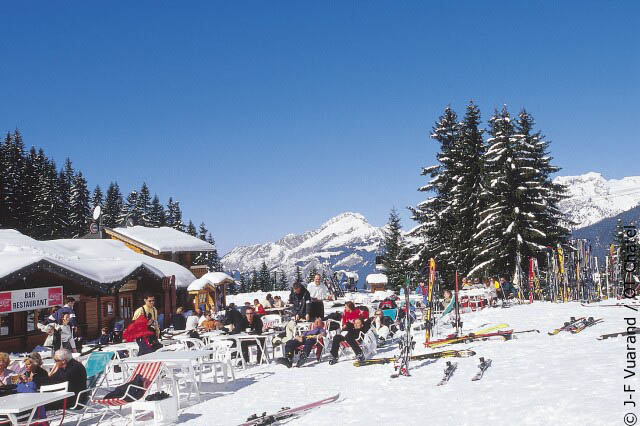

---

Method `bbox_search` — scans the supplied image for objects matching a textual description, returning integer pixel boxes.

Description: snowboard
[240,394,340,426]
[354,349,476,367]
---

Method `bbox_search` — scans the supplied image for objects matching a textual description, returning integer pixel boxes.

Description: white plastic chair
[199,341,235,384]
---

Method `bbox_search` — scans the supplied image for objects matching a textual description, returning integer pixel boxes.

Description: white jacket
[307,282,330,300]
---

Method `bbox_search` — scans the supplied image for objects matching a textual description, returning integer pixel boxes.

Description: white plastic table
[0,391,74,425]
[207,332,274,368]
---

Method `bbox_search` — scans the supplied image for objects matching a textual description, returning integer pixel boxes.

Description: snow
[107,226,215,253]
[366,273,388,284]
[0,229,196,288]
[187,272,234,292]
[160,301,625,426]
[554,172,640,229]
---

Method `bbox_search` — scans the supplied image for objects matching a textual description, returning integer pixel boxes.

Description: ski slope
[176,301,631,426]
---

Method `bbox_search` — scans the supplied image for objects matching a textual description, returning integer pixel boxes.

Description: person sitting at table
[185,309,200,331]
[371,309,390,344]
[199,312,217,331]
[98,326,113,345]
[273,295,285,308]
[0,352,15,386]
[224,304,244,333]
[341,301,362,328]
[197,309,208,328]
[254,299,266,315]
[234,307,264,364]
[47,349,87,409]
[19,352,49,390]
[263,294,275,309]
[172,307,187,331]
[283,317,327,368]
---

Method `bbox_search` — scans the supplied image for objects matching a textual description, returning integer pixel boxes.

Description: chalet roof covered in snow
[187,272,234,292]
[105,226,215,255]
[0,229,196,293]
[366,273,388,284]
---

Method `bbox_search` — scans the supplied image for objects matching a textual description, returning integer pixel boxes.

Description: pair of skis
[241,394,339,425]
[353,349,476,367]
[437,357,493,385]
[548,316,603,335]
[598,328,639,340]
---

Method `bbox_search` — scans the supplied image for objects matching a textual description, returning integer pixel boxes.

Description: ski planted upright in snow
[424,258,436,344]
[471,357,492,381]
[392,274,413,377]
[437,361,458,386]
[240,394,340,426]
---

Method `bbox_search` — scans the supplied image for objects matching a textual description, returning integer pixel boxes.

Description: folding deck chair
[91,361,168,424]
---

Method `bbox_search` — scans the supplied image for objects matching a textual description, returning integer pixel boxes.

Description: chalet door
[119,292,134,325]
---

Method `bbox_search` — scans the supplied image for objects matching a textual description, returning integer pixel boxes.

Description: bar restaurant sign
[0,286,64,313]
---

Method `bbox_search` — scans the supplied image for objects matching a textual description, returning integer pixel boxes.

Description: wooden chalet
[0,229,196,353]
[186,272,233,314]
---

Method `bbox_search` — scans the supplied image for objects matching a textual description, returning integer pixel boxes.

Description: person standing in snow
[289,282,311,321]
[307,274,329,320]
[132,293,159,337]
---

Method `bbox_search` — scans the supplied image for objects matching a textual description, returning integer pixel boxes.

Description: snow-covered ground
[171,300,632,426]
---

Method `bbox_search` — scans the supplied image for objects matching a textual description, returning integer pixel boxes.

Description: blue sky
[1,1,638,254]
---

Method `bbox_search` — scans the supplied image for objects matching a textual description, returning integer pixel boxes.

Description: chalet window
[120,296,133,320]
[0,313,12,336]
[27,309,50,332]
[103,302,114,317]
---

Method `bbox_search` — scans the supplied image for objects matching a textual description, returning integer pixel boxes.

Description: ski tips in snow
[471,357,492,381]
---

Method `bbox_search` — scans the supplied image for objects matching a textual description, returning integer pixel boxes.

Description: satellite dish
[92,205,101,221]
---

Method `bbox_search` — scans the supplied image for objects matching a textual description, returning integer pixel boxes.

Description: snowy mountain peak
[221,212,384,285]
[554,172,640,229]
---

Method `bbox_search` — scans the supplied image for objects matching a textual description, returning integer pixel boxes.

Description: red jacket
[123,316,155,342]
[341,308,362,328]
[255,304,266,315]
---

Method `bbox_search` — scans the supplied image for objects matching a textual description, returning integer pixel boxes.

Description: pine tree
[381,208,410,291]
[103,182,123,228]
[34,158,61,239]
[69,172,91,238]
[22,147,40,235]
[148,195,165,227]
[92,185,104,210]
[306,265,318,283]
[172,200,185,232]
[238,274,249,293]
[409,106,462,281]
[249,269,259,292]
[0,133,7,228]
[258,262,271,292]
[294,266,303,286]
[122,190,140,226]
[186,220,197,236]
[59,158,75,237]
[137,183,152,226]
[2,131,26,230]
[276,270,288,291]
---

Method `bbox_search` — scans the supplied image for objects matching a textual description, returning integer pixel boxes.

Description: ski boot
[356,353,366,363]
[296,353,308,368]
[329,355,339,365]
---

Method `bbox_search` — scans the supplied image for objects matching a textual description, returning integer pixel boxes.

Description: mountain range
[221,172,640,284]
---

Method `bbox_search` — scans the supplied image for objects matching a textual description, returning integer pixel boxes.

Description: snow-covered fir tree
[34,157,62,239]
[306,265,318,283]
[165,198,185,231]
[249,269,259,292]
[1,131,26,230]
[69,171,91,238]
[186,220,197,236]
[22,147,40,235]
[409,106,463,281]
[137,183,152,226]
[294,266,303,285]
[470,106,568,280]
[103,182,123,228]
[59,158,75,237]
[238,274,249,293]
[148,195,165,227]
[258,262,271,292]
[122,190,140,226]
[276,270,288,291]
[381,208,411,291]
[92,185,104,209]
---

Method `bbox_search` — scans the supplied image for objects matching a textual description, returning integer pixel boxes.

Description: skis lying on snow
[581,302,640,308]
[353,349,476,367]
[548,317,586,335]
[437,361,458,386]
[570,317,603,334]
[426,329,539,348]
[240,394,340,426]
[471,357,492,381]
[426,323,510,348]
[598,328,640,340]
